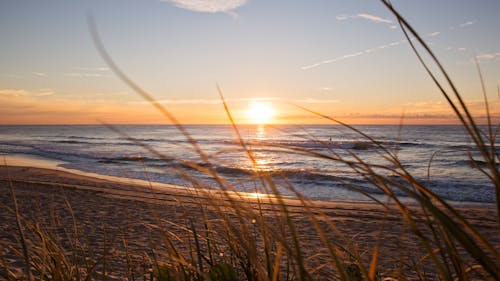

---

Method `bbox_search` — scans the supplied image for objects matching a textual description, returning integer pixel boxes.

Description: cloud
[459,20,477,28]
[130,96,341,105]
[294,98,338,104]
[162,0,247,13]
[33,89,56,97]
[336,13,392,25]
[326,15,482,70]
[72,66,109,71]
[160,99,223,104]
[33,72,46,77]
[476,52,500,61]
[64,72,110,78]
[357,13,392,24]
[0,88,55,98]
[318,87,333,92]
[0,89,28,97]
[302,41,403,70]
[302,51,364,70]
[131,97,256,105]
[450,20,478,30]
[65,67,111,78]
[402,99,500,115]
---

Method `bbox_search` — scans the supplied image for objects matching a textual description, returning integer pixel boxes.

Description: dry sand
[1,165,498,279]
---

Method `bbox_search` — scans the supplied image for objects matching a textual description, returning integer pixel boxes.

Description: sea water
[0,124,497,204]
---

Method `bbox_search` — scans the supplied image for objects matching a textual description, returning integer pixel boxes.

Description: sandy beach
[1,164,498,279]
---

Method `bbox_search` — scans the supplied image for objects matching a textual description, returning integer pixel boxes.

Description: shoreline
[0,164,388,213]
[1,152,496,209]
[1,161,497,225]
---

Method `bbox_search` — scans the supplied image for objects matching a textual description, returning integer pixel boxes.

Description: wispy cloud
[428,31,440,37]
[403,99,500,116]
[318,87,333,92]
[294,98,338,104]
[72,66,109,71]
[0,88,55,97]
[33,72,46,77]
[357,13,392,24]
[64,73,110,78]
[131,96,338,105]
[162,0,247,13]
[33,89,56,97]
[302,40,403,70]
[459,20,477,28]
[64,66,111,78]
[131,97,263,105]
[302,51,364,70]
[450,19,478,30]
[336,13,392,25]
[476,52,500,61]
[305,16,482,71]
[159,99,223,104]
[0,89,28,97]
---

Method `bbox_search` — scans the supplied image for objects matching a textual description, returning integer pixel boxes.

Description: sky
[1,0,499,125]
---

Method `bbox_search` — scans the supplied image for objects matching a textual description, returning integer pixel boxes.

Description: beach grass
[1,0,499,280]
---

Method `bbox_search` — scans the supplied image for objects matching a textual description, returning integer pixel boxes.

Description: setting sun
[246,102,276,124]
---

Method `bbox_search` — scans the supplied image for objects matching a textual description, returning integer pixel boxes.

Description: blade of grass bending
[474,56,497,172]
[271,242,284,281]
[379,0,500,226]
[88,14,259,246]
[420,201,455,277]
[380,0,487,153]
[103,124,268,278]
[202,207,215,267]
[344,156,452,280]
[419,198,500,279]
[441,225,467,280]
[369,207,389,281]
[390,177,500,279]
[217,85,288,280]
[297,80,499,264]
[87,12,221,183]
[190,219,204,278]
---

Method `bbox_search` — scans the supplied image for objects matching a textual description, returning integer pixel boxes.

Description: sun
[246,102,275,124]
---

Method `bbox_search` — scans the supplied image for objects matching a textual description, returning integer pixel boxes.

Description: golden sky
[1,0,499,125]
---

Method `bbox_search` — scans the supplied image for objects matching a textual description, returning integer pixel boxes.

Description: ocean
[0,124,497,204]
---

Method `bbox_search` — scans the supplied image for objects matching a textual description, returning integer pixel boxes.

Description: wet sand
[1,165,498,279]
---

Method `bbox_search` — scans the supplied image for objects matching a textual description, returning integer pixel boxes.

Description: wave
[220,139,437,152]
[98,155,174,164]
[53,140,90,144]
[66,135,106,140]
[455,159,500,168]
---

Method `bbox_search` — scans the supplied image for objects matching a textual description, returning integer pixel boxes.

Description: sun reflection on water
[245,192,269,200]
[253,156,272,171]
[255,124,266,139]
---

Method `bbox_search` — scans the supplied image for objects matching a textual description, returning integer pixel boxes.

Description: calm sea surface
[0,125,497,204]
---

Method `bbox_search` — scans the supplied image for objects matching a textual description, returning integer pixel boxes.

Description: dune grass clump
[2,0,499,280]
